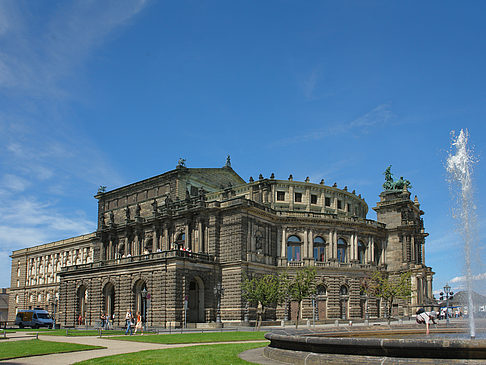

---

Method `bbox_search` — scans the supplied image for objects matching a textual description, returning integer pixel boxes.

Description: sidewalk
[0,332,267,365]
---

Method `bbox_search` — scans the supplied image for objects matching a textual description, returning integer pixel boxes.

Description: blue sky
[0,1,485,296]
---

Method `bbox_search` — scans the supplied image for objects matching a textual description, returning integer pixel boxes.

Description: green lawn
[75,342,266,364]
[0,339,104,360]
[40,329,126,336]
[109,331,267,344]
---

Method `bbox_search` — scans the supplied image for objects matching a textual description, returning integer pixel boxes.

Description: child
[134,311,144,335]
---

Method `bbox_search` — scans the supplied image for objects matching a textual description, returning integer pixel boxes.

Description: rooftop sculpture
[383,165,412,191]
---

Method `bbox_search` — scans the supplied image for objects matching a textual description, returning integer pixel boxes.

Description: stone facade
[9,163,434,327]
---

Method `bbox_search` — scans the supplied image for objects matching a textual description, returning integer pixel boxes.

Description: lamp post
[213,283,225,323]
[440,284,454,325]
[141,288,148,330]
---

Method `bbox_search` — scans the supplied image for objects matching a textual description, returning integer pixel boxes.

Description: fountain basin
[264,325,486,364]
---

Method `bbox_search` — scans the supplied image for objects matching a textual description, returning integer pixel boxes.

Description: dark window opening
[325,197,331,207]
[337,200,342,210]
[277,191,285,201]
[311,194,318,204]
[347,203,351,212]
[295,192,302,202]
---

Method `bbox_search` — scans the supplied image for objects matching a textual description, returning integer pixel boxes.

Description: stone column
[327,231,333,260]
[309,229,313,260]
[134,234,139,256]
[370,237,375,264]
[289,186,294,210]
[108,238,113,260]
[185,223,190,250]
[163,224,169,250]
[305,187,311,211]
[303,229,308,259]
[333,231,338,259]
[198,219,204,253]
[153,228,158,252]
[281,228,287,258]
[125,236,130,256]
[158,230,163,250]
[350,234,355,261]
[381,241,386,265]
[426,276,433,300]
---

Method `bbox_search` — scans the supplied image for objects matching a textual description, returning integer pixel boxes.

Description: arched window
[340,285,348,296]
[337,238,347,263]
[175,233,185,250]
[358,240,366,264]
[313,236,326,262]
[316,285,327,296]
[287,235,302,262]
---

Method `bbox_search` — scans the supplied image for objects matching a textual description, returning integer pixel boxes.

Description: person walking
[125,310,133,335]
[134,311,143,335]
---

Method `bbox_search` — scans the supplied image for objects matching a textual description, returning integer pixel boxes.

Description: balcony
[61,249,216,273]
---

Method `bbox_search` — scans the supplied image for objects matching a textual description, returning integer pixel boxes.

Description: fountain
[447,128,477,339]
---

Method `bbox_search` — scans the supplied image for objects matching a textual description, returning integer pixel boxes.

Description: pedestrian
[416,308,437,335]
[134,311,143,335]
[125,309,133,335]
[100,312,105,329]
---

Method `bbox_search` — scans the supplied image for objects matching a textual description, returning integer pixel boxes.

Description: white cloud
[0,1,149,288]
[277,103,394,146]
[1,174,30,192]
[450,272,486,284]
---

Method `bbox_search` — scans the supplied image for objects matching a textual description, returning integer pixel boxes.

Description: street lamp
[141,287,148,330]
[213,283,225,323]
[440,283,454,324]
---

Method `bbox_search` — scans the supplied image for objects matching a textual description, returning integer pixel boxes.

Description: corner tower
[373,166,434,311]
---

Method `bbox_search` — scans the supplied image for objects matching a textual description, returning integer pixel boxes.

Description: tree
[362,271,412,323]
[242,273,282,330]
[287,266,317,328]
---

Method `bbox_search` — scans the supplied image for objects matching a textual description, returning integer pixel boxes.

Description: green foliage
[286,267,317,328]
[288,266,317,303]
[75,342,267,365]
[363,271,412,320]
[0,339,103,360]
[242,273,283,329]
[242,273,282,309]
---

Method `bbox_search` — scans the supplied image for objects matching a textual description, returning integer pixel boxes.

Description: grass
[0,339,104,360]
[109,331,267,344]
[75,342,266,364]
[40,329,126,336]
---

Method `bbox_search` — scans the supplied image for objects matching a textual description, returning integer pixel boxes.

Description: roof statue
[383,165,412,191]
[177,158,186,169]
[97,185,107,194]
[225,155,231,168]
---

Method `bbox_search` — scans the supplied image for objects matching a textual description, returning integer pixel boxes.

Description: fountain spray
[446,129,476,339]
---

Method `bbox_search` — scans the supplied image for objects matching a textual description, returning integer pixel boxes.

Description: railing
[61,250,215,272]
[287,261,304,267]
[287,260,375,269]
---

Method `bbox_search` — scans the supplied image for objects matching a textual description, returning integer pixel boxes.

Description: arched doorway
[316,285,327,320]
[77,285,87,324]
[133,280,148,322]
[339,285,349,319]
[187,276,205,323]
[102,283,115,320]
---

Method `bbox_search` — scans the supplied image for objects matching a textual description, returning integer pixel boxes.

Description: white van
[15,308,54,329]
